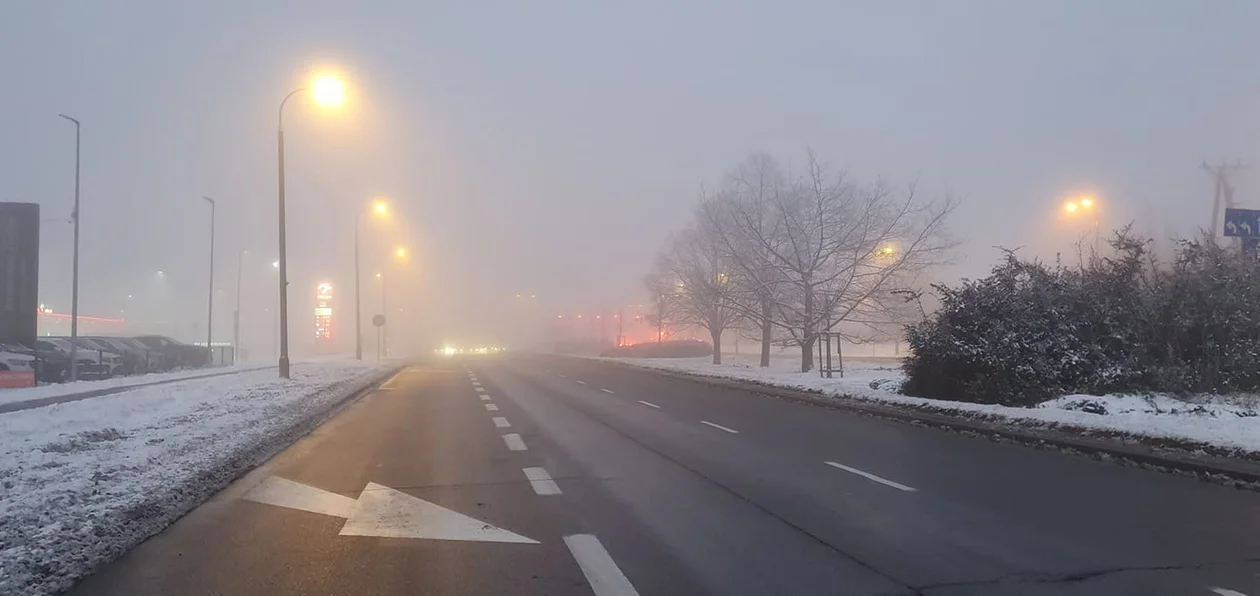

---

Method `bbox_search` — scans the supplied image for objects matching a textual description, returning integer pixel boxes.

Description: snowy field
[609,353,1260,455]
[0,364,270,407]
[0,361,396,596]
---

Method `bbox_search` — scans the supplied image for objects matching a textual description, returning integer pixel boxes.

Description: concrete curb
[0,365,274,414]
[597,359,1260,485]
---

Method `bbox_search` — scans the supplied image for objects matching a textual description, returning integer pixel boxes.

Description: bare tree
[703,150,955,372]
[696,153,791,367]
[650,226,742,363]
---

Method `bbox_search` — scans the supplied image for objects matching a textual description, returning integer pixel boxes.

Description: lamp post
[57,114,81,381]
[355,200,388,360]
[275,74,345,378]
[234,249,245,362]
[202,196,216,365]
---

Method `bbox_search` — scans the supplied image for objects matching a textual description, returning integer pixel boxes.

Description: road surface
[69,355,1260,595]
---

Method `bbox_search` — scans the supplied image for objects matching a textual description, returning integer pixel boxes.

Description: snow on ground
[609,352,1260,455]
[0,361,394,596]
[0,364,269,407]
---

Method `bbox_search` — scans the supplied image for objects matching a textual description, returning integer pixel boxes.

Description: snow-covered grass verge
[0,361,396,596]
[607,353,1260,456]
[0,364,269,407]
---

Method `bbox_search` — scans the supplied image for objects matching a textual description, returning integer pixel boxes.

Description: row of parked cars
[0,335,211,383]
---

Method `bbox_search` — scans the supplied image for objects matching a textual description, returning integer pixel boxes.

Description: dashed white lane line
[637,400,661,409]
[576,380,587,385]
[558,373,567,378]
[700,420,739,434]
[485,404,499,412]
[564,534,641,596]
[481,395,491,401]
[493,417,511,428]
[502,433,527,451]
[523,467,562,495]
[1211,588,1248,596]
[476,387,486,393]
[824,461,918,492]
[600,388,615,394]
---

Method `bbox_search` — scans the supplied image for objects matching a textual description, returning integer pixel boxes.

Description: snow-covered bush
[903,231,1260,405]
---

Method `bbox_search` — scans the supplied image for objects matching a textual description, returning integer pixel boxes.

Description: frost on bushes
[902,231,1260,406]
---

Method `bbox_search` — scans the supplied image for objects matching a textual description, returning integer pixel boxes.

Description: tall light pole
[375,272,384,361]
[234,249,246,362]
[276,74,345,378]
[58,114,81,381]
[355,200,388,360]
[202,196,216,365]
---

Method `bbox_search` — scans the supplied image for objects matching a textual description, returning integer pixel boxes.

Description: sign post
[372,314,386,362]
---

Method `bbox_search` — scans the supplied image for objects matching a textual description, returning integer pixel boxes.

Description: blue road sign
[1224,208,1260,238]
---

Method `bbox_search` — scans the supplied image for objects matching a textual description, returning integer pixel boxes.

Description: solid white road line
[824,461,918,492]
[700,420,739,434]
[502,433,527,451]
[576,380,587,385]
[637,400,661,409]
[493,417,511,428]
[485,404,499,412]
[564,534,640,596]
[481,395,491,401]
[600,388,615,394]
[1211,588,1248,596]
[523,467,562,495]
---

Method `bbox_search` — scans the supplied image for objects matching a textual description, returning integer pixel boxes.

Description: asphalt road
[68,355,1260,595]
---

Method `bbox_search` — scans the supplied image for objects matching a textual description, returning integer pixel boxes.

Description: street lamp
[276,72,346,379]
[202,196,216,366]
[234,249,246,361]
[57,113,82,381]
[378,246,408,358]
[355,199,389,360]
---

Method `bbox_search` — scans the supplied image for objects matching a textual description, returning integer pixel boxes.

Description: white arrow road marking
[341,483,538,543]
[1211,588,1248,596]
[565,534,640,596]
[700,420,739,434]
[637,400,660,409]
[244,476,357,518]
[502,433,527,451]
[244,477,538,544]
[485,403,499,411]
[824,461,917,492]
[523,467,562,495]
[493,416,511,428]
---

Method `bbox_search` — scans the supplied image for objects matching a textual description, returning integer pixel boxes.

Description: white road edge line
[502,433,527,451]
[485,404,499,412]
[564,534,640,596]
[700,420,739,434]
[492,417,511,428]
[600,388,615,394]
[523,467,562,495]
[576,380,587,385]
[637,400,660,409]
[824,461,918,492]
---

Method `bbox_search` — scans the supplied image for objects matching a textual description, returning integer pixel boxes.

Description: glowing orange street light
[395,246,408,259]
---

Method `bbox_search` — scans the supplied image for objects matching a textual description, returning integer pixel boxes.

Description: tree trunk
[800,334,815,373]
[759,300,772,368]
[711,328,722,365]
[800,288,815,373]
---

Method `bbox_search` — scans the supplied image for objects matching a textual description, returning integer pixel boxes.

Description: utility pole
[1204,160,1245,244]
[58,114,81,382]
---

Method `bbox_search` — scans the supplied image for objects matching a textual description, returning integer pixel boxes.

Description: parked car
[88,336,165,374]
[34,338,112,379]
[67,338,128,376]
[134,335,209,369]
[3,342,70,383]
[0,349,35,372]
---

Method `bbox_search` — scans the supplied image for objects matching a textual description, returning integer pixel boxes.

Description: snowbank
[608,353,1260,455]
[0,361,394,596]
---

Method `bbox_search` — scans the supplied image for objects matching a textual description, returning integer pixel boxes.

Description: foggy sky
[3,0,1259,352]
